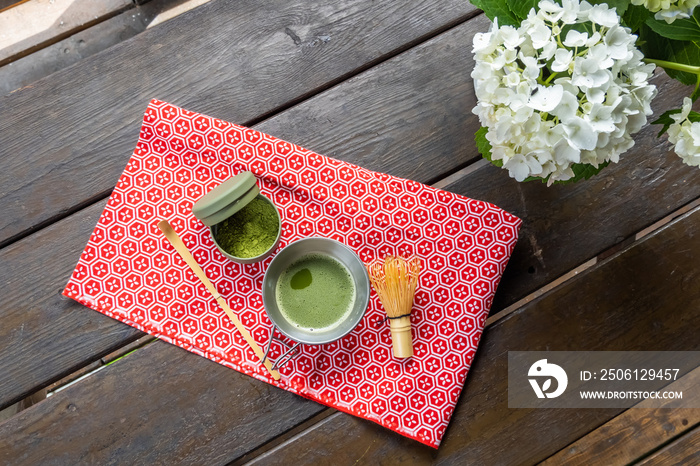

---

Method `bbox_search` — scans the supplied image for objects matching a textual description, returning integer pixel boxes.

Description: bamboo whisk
[367,255,421,358]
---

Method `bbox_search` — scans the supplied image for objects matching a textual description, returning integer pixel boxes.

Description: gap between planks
[47,334,157,396]
[0,334,156,421]
[487,195,700,327]
[0,0,212,70]
[633,424,700,465]
[228,409,339,466]
[240,410,347,466]
[0,0,30,14]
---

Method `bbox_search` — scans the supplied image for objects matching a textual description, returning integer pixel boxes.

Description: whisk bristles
[368,255,421,318]
[367,255,420,358]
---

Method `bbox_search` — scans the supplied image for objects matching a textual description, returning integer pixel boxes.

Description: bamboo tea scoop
[158,220,281,381]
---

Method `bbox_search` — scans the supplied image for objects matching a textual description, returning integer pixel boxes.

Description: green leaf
[685,110,700,121]
[521,162,611,184]
[558,161,611,184]
[638,24,700,85]
[645,9,700,41]
[470,0,521,27]
[652,109,682,136]
[651,108,700,136]
[507,0,539,22]
[588,0,630,16]
[621,4,651,32]
[692,86,700,101]
[475,126,503,167]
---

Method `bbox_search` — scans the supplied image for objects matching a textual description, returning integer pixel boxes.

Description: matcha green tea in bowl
[192,171,281,264]
[262,237,370,348]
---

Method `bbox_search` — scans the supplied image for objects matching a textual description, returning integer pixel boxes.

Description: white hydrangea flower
[667,97,700,167]
[471,0,657,184]
[588,4,619,27]
[631,0,700,23]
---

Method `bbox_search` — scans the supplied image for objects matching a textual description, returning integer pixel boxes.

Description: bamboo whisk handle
[389,316,413,358]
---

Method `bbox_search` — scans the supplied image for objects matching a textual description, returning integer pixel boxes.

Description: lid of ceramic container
[191,171,260,226]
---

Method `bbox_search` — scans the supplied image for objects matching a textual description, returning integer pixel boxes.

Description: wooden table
[0,1,699,464]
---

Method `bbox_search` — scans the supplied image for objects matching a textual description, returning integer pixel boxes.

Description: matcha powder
[214,197,279,258]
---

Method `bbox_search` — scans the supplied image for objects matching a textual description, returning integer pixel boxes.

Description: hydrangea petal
[528,84,564,112]
[562,116,598,150]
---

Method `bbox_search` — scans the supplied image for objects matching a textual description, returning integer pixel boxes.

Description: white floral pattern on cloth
[63,99,521,448]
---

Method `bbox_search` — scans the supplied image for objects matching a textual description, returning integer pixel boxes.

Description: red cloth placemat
[64,99,521,448]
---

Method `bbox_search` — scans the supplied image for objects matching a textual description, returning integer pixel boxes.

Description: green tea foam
[276,253,356,332]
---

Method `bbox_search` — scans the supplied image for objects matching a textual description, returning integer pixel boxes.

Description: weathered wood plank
[0,0,133,66]
[0,4,150,96]
[253,22,485,186]
[0,12,489,410]
[0,0,477,247]
[2,87,698,464]
[541,366,700,466]
[246,207,700,465]
[635,426,700,466]
[0,0,227,97]
[0,340,326,465]
[0,200,144,410]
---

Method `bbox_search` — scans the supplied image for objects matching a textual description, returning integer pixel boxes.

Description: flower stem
[645,58,700,76]
[544,72,559,85]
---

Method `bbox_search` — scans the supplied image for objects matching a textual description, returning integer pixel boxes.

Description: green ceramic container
[192,171,281,264]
